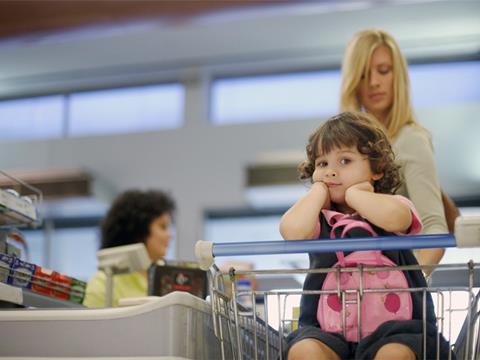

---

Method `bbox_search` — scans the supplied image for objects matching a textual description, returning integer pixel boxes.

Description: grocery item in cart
[236,277,254,309]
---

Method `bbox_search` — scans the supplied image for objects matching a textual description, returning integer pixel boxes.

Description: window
[211,60,480,125]
[68,84,184,136]
[23,226,100,282]
[410,61,480,108]
[49,227,100,281]
[211,71,341,125]
[23,229,46,267]
[204,212,308,273]
[0,96,65,141]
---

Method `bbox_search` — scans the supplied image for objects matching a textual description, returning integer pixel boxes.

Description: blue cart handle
[195,215,480,270]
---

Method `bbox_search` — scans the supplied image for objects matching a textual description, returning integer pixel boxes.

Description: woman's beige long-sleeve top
[393,124,448,235]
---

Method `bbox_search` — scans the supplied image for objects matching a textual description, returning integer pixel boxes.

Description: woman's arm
[280,181,330,240]
[395,126,448,268]
[345,182,412,233]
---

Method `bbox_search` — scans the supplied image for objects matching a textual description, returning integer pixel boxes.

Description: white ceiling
[0,0,478,98]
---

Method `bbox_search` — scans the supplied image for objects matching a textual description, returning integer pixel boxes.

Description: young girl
[280,112,451,360]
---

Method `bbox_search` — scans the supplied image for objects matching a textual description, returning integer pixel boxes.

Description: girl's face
[312,145,382,211]
[357,45,394,123]
[144,213,172,262]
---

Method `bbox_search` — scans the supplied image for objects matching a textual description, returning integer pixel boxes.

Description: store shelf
[0,169,41,229]
[0,188,38,228]
[0,282,84,309]
[0,170,86,309]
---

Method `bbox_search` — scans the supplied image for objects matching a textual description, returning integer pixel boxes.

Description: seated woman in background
[83,189,175,308]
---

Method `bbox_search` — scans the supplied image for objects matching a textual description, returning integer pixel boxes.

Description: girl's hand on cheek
[311,181,331,209]
[347,181,374,194]
[312,168,322,183]
[345,181,373,210]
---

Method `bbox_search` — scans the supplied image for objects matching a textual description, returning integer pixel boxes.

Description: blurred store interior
[0,0,479,282]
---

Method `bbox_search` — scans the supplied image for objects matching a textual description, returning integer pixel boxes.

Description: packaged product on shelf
[31,267,86,304]
[51,272,72,300]
[31,266,54,296]
[0,253,14,283]
[69,278,87,304]
[9,257,35,288]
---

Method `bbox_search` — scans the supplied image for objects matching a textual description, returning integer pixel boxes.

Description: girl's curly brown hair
[299,112,401,194]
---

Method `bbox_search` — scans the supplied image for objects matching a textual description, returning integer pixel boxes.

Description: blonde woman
[340,29,450,270]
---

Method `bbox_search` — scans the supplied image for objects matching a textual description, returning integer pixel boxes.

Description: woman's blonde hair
[340,29,418,139]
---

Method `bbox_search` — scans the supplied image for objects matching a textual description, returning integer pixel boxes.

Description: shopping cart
[196,226,480,360]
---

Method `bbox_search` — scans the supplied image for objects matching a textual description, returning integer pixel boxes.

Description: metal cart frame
[196,232,480,360]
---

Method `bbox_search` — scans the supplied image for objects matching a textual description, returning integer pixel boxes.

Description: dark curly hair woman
[84,189,175,308]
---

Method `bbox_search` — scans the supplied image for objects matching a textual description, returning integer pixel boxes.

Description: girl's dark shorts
[284,320,454,360]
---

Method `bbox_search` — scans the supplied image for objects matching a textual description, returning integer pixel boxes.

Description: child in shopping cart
[280,112,452,359]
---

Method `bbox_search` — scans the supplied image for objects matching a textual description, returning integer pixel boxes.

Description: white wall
[1,1,479,260]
